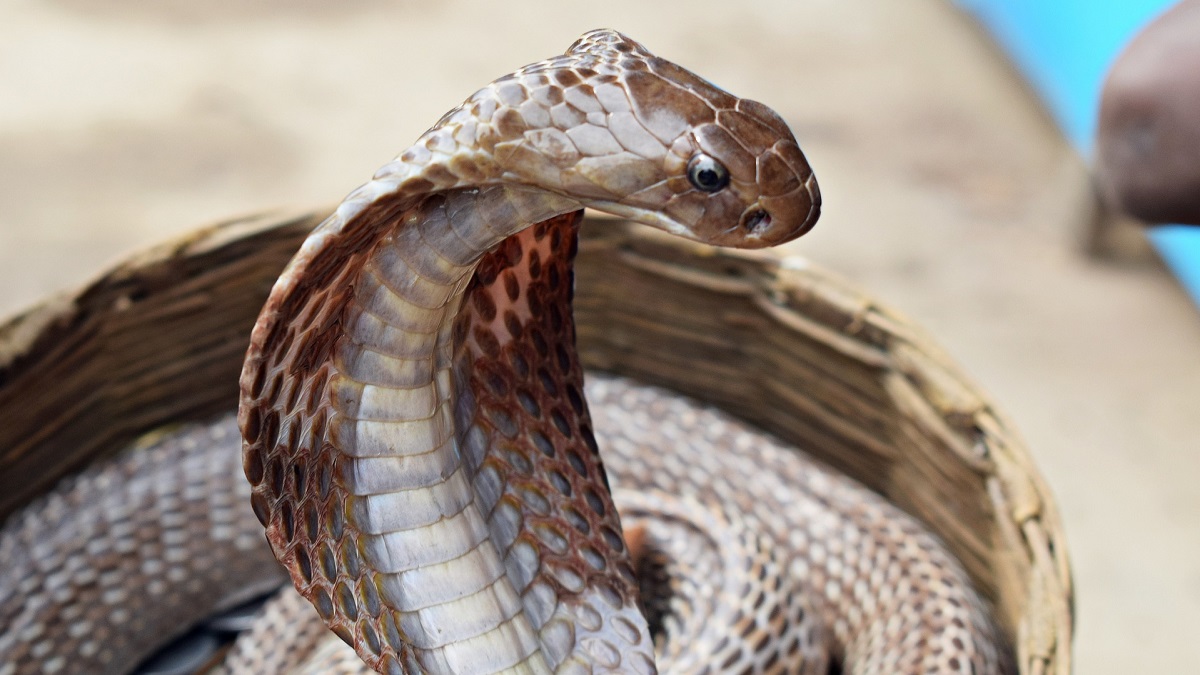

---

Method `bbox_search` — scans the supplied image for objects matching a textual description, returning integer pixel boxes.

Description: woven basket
[0,209,1073,674]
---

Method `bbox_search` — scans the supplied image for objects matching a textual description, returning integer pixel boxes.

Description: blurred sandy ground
[1,0,1197,671]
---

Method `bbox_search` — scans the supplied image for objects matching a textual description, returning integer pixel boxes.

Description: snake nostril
[742,209,771,236]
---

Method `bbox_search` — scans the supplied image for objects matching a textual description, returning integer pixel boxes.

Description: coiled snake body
[0,30,1012,674]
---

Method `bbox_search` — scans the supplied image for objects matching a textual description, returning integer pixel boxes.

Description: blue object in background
[1154,226,1200,298]
[957,0,1200,305]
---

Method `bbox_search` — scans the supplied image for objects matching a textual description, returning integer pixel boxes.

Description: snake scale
[0,30,1013,674]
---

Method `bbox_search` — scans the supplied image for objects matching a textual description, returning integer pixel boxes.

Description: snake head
[480,29,820,249]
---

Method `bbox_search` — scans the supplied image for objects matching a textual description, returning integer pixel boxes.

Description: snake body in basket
[0,30,1012,674]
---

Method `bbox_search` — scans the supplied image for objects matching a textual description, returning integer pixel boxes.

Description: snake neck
[243,185,654,674]
[449,211,655,674]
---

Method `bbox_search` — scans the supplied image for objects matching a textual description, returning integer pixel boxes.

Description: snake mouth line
[585,200,697,240]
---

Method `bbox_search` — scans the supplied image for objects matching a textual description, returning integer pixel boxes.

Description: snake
[0,29,1014,675]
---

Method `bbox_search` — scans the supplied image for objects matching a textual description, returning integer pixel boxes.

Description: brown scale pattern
[0,27,1032,675]
[451,211,641,615]
[221,367,1016,674]
[240,195,429,675]
[223,26,1007,675]
[591,376,1016,674]
[0,416,284,675]
[240,206,649,674]
[238,27,824,666]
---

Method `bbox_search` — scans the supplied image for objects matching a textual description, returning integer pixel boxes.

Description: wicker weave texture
[0,210,1073,674]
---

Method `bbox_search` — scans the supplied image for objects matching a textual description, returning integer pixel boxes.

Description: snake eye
[686,154,730,193]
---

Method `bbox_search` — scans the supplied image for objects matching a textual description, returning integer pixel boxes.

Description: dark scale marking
[341,538,362,577]
[262,411,281,449]
[484,405,519,438]
[313,588,335,620]
[564,507,591,535]
[471,287,498,321]
[527,285,546,317]
[552,409,573,437]
[244,445,265,484]
[449,210,640,626]
[601,526,624,552]
[581,424,600,455]
[337,583,359,621]
[566,450,588,477]
[280,502,295,542]
[296,548,314,583]
[530,329,549,358]
[527,249,543,279]
[484,368,509,397]
[504,447,534,475]
[494,107,529,137]
[381,612,404,652]
[474,260,499,288]
[511,350,530,378]
[504,311,523,340]
[538,368,559,397]
[283,380,303,419]
[305,503,321,542]
[546,302,564,335]
[291,463,306,499]
[549,470,573,496]
[532,430,556,458]
[268,456,286,495]
[316,447,333,499]
[502,271,521,301]
[363,622,382,655]
[360,576,382,617]
[566,383,584,415]
[517,390,542,417]
[325,488,343,538]
[320,544,338,580]
[584,489,606,517]
[620,57,649,72]
[552,69,581,87]
[473,325,501,356]
[250,492,270,526]
[247,366,267,400]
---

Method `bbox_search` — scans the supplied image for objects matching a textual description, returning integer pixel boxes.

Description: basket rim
[0,207,1074,674]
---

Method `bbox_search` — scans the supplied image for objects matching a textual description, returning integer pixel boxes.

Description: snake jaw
[576,199,698,241]
[461,29,822,252]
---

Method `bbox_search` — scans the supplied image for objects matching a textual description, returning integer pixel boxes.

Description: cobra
[0,29,1013,674]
